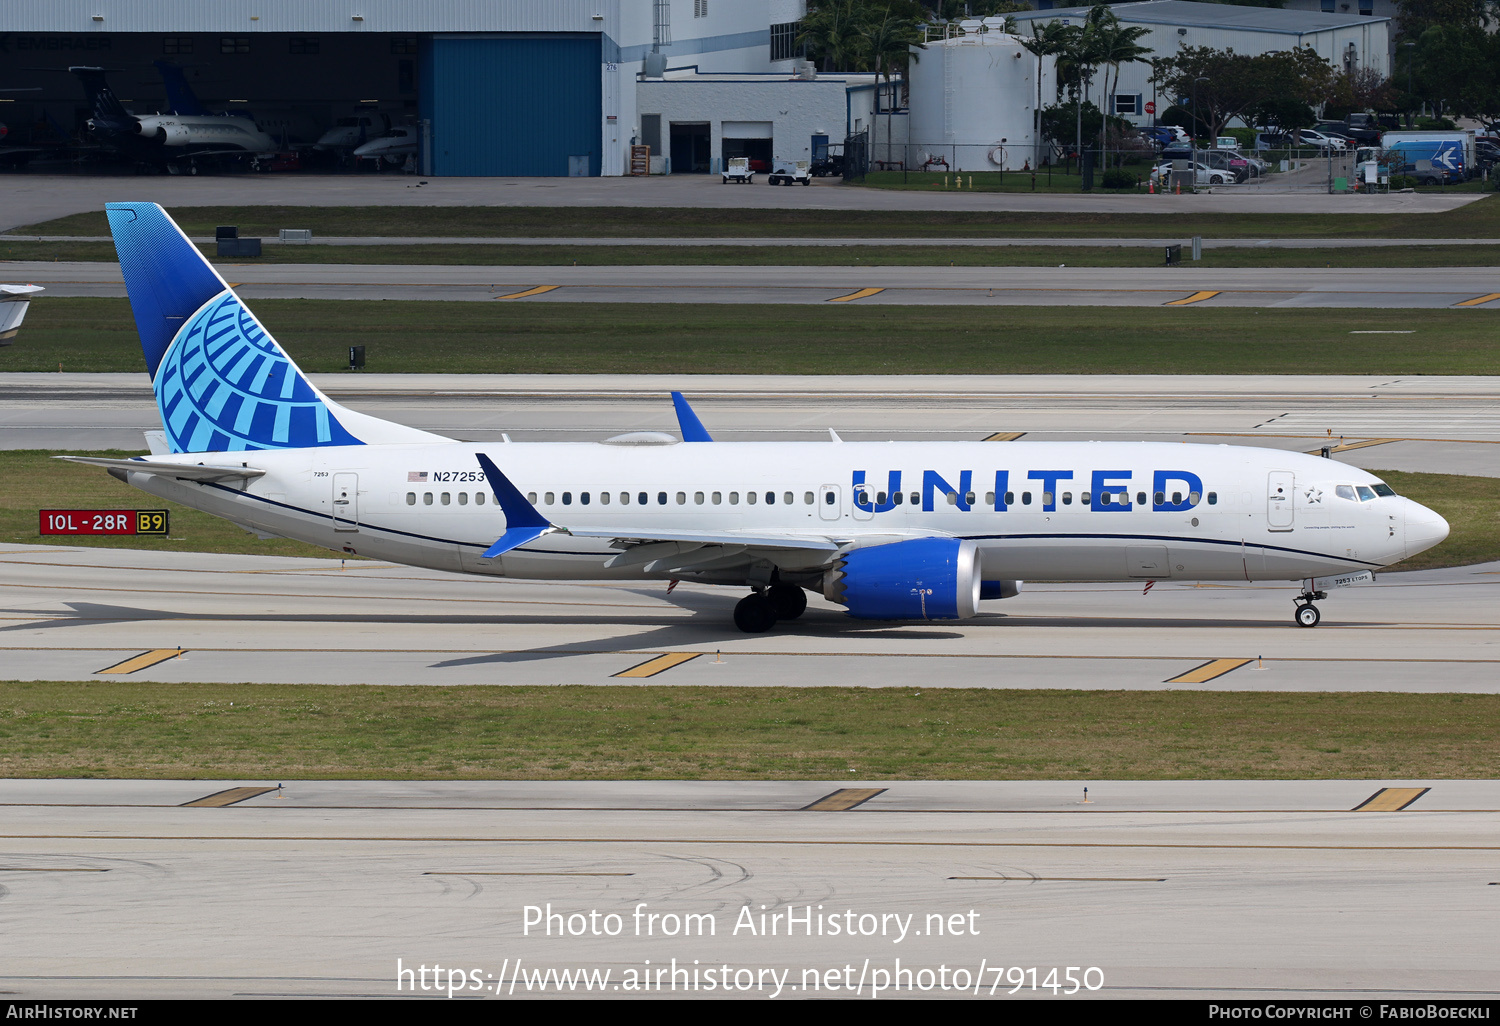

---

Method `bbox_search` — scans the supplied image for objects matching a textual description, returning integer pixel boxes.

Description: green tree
[1407,20,1500,119]
[1157,46,1333,140]
[798,1,868,73]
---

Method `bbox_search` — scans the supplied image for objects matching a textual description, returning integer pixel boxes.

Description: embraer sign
[0,35,114,54]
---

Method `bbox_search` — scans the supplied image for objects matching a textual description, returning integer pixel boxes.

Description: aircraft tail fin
[105,202,446,454]
[68,66,131,126]
[152,61,207,116]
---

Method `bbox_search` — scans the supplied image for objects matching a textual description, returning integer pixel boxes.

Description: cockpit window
[1356,485,1376,502]
[1335,485,1356,501]
[1372,482,1397,497]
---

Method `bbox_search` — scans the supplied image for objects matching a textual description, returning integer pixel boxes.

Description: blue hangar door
[423,35,602,176]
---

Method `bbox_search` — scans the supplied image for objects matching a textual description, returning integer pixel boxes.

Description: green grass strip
[3,684,1498,780]
[10,298,1500,376]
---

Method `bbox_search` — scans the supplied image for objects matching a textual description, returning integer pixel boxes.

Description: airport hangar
[0,0,895,178]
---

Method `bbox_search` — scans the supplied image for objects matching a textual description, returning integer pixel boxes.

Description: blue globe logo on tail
[155,290,361,453]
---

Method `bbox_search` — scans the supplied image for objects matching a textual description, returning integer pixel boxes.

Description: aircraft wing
[56,455,265,482]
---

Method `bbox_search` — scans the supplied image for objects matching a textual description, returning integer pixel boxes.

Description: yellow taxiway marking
[613,652,701,678]
[180,786,278,808]
[828,287,885,303]
[1164,657,1253,685]
[1164,290,1222,307]
[803,787,887,811]
[983,431,1027,442]
[423,871,634,877]
[1454,293,1500,307]
[1304,437,1401,455]
[1353,787,1430,812]
[494,285,560,300]
[97,648,184,675]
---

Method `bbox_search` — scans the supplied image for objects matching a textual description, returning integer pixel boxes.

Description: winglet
[671,391,713,442]
[475,452,557,558]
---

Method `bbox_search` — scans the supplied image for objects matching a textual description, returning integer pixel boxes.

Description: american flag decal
[408,471,427,482]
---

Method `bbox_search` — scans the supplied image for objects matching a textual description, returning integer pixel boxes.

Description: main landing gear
[1294,584,1327,628]
[734,584,807,633]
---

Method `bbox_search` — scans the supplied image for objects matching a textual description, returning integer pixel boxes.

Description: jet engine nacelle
[980,580,1023,600]
[158,123,192,146]
[823,538,982,620]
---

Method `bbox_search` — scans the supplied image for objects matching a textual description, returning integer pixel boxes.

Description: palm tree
[797,0,866,73]
[862,4,926,164]
[1089,15,1153,162]
[1021,20,1077,167]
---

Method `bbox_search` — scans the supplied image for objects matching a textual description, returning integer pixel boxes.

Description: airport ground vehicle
[78,204,1450,632]
[767,160,811,185]
[1376,130,1475,184]
[721,156,754,184]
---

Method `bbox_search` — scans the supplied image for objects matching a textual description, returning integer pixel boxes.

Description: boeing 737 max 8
[65,203,1451,632]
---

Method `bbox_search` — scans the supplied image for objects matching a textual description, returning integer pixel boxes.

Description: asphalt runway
[0,172,1479,231]
[4,544,1498,689]
[14,233,1500,248]
[2,779,1497,999]
[5,373,1497,478]
[11,261,1500,308]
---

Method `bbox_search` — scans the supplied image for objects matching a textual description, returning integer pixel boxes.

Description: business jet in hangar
[65,203,1450,633]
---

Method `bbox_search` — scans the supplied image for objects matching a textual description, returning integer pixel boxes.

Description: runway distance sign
[40,510,169,536]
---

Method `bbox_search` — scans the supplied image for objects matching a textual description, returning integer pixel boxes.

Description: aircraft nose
[1405,503,1450,559]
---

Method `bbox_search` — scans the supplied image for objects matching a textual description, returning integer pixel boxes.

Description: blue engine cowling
[823,538,983,620]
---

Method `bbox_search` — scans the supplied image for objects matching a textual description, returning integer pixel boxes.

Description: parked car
[1294,129,1347,152]
[1141,126,1190,148]
[1151,160,1231,186]
[1200,149,1252,181]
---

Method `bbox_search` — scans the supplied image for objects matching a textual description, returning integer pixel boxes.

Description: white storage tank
[907,18,1049,172]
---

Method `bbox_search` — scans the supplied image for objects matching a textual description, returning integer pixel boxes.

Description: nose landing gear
[1294,583,1328,628]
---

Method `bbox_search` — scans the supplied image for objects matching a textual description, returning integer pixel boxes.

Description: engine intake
[823,538,982,620]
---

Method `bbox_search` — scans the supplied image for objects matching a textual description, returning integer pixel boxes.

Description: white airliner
[67,203,1450,632]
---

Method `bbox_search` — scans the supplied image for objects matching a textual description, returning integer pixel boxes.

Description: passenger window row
[407,491,489,506]
[401,487,1220,509]
[856,489,1217,507]
[522,490,816,507]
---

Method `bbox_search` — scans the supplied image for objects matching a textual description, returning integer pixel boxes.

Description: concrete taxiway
[1,779,1496,999]
[3,544,1498,690]
[5,373,1497,479]
[12,260,1500,308]
[0,172,1480,231]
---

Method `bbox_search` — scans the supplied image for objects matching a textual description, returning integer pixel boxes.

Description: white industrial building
[0,0,816,176]
[1011,0,1393,127]
[637,68,882,174]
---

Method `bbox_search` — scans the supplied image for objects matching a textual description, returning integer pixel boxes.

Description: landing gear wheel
[767,584,807,620]
[1295,603,1321,628]
[734,593,778,633]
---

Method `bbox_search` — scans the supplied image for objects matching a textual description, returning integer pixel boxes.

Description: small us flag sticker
[408,471,428,482]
